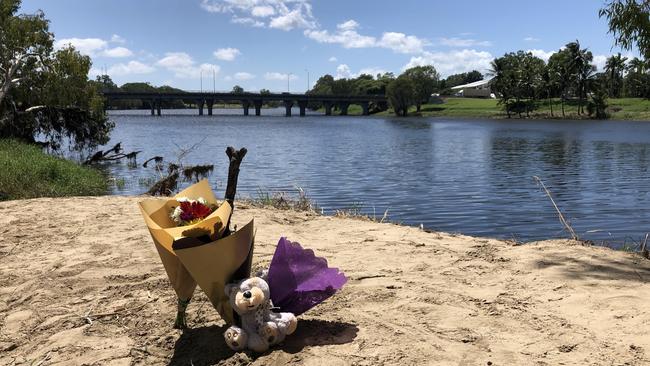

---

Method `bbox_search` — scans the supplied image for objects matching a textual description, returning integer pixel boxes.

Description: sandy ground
[1,196,649,366]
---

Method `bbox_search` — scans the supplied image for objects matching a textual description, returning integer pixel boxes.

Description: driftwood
[83,142,141,165]
[142,156,163,168]
[533,176,579,241]
[147,172,179,196]
[223,147,247,236]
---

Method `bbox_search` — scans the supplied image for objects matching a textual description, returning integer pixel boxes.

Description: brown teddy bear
[223,276,298,353]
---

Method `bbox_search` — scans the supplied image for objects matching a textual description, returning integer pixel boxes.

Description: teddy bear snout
[243,290,252,299]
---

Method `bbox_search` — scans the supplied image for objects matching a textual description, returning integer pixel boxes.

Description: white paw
[224,327,247,351]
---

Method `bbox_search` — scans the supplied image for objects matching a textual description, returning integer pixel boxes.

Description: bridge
[101,91,387,117]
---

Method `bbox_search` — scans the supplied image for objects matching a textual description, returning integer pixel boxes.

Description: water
[104,109,650,247]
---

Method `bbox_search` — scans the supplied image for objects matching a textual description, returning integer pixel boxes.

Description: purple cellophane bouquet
[267,237,347,315]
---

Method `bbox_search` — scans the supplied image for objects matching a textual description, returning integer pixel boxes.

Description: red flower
[179,201,212,222]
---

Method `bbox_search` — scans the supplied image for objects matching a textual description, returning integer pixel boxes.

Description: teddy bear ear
[224,283,236,297]
[255,269,269,280]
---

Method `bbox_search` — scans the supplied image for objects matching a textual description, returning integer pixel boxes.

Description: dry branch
[533,176,579,241]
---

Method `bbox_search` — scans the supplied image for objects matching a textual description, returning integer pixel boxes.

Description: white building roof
[451,79,492,90]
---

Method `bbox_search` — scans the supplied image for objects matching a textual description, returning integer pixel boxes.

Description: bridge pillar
[207,99,214,116]
[197,99,205,116]
[242,100,250,116]
[298,100,308,117]
[361,102,369,116]
[150,100,155,116]
[323,102,333,116]
[254,100,263,116]
[284,100,293,117]
[156,100,161,116]
[339,102,350,116]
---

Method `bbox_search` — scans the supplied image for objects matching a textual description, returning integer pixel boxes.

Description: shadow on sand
[168,319,358,365]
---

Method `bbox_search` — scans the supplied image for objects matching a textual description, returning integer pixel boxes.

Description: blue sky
[20,0,632,92]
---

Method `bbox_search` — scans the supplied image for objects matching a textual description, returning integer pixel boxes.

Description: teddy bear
[223,275,298,353]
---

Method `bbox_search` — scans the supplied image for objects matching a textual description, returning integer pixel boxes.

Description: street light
[212,67,216,93]
[305,69,310,92]
[287,72,293,93]
[200,69,203,93]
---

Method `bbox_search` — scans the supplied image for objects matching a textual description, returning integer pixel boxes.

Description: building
[450,79,494,98]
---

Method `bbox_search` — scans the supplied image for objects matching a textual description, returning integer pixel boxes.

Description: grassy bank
[340,97,650,120]
[0,139,108,201]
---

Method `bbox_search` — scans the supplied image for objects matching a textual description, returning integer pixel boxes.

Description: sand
[1,196,649,366]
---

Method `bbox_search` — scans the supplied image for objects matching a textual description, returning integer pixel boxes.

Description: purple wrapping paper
[267,237,347,315]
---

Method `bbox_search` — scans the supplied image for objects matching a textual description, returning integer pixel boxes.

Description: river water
[104,109,650,247]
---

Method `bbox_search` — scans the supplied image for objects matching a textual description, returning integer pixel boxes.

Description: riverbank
[346,97,650,120]
[0,139,108,200]
[1,196,648,365]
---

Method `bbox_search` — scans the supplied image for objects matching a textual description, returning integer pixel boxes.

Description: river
[104,109,650,247]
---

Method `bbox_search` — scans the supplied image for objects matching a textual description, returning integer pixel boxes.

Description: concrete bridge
[101,91,387,117]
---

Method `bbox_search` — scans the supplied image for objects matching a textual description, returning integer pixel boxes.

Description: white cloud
[337,19,359,31]
[55,36,134,58]
[54,37,108,56]
[305,27,376,49]
[335,64,353,79]
[265,72,298,81]
[106,61,155,76]
[269,6,316,31]
[156,52,220,78]
[380,32,426,54]
[305,20,426,54]
[234,72,255,80]
[404,49,494,77]
[157,52,194,69]
[201,0,316,31]
[110,34,126,44]
[359,67,388,76]
[328,56,338,62]
[103,46,133,58]
[213,47,241,61]
[593,55,608,72]
[232,16,265,27]
[252,5,275,17]
[334,64,388,79]
[524,36,540,42]
[439,37,492,48]
[527,49,555,62]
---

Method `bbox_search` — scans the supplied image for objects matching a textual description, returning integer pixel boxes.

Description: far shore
[1,196,649,365]
[108,97,650,121]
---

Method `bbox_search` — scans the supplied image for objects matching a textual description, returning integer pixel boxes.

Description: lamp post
[200,69,203,93]
[212,68,216,93]
[305,69,310,93]
[287,72,292,93]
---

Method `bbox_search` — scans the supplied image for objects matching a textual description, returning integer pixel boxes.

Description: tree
[402,65,439,112]
[489,51,545,118]
[0,0,52,109]
[566,40,596,115]
[0,1,111,150]
[624,57,650,97]
[386,75,414,116]
[232,85,244,94]
[548,49,575,117]
[489,56,517,118]
[605,53,628,97]
[600,0,650,60]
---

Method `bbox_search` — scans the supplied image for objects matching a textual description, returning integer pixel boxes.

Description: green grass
[333,97,650,120]
[0,139,108,201]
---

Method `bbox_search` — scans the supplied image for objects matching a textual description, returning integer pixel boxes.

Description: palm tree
[627,57,647,74]
[566,40,596,115]
[605,53,628,97]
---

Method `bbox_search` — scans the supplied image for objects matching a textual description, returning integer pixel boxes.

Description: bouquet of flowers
[170,197,217,226]
[138,148,254,328]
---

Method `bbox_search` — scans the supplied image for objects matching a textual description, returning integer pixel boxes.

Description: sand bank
[1,196,649,365]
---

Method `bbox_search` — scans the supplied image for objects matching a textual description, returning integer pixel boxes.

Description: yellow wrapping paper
[138,179,254,325]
